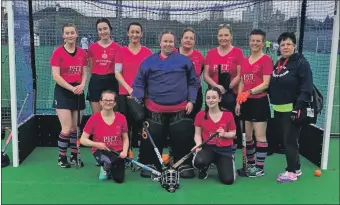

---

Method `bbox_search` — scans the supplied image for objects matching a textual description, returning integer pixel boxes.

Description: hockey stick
[172,132,218,169]
[1,93,30,168]
[142,121,167,170]
[237,120,247,177]
[110,149,161,177]
[160,132,218,193]
[76,96,82,169]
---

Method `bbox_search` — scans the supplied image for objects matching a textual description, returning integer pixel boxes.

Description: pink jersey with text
[205,47,244,93]
[88,41,121,75]
[83,112,128,153]
[50,46,87,83]
[240,54,273,98]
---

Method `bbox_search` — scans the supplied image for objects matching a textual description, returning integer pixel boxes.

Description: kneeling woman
[192,87,236,185]
[80,90,129,183]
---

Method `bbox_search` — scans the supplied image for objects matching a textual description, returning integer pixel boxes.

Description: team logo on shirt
[69,66,82,75]
[103,136,118,144]
[213,64,230,73]
[102,51,108,59]
[243,73,255,84]
[272,66,289,78]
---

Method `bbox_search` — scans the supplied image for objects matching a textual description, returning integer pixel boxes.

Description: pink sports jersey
[115,46,152,95]
[83,112,128,153]
[240,54,273,98]
[50,46,87,83]
[88,41,121,75]
[194,110,236,147]
[205,47,244,93]
[184,49,205,82]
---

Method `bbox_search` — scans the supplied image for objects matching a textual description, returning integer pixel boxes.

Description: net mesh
[1,1,34,137]
[1,2,11,136]
[303,1,337,131]
[1,0,337,133]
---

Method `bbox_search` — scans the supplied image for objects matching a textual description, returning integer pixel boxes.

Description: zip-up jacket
[268,53,313,109]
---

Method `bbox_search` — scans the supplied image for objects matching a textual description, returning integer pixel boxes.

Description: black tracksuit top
[268,53,313,110]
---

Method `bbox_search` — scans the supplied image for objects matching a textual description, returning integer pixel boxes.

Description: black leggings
[93,150,125,183]
[192,148,235,185]
[274,111,301,172]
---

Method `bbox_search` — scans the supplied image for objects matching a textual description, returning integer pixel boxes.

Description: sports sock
[246,139,255,165]
[256,141,268,170]
[58,132,70,156]
[69,131,78,154]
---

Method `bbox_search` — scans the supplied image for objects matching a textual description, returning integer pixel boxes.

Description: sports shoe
[58,155,70,168]
[246,164,255,172]
[279,169,302,177]
[70,153,84,167]
[277,171,298,183]
[198,165,211,179]
[246,166,265,177]
[295,169,303,177]
[99,166,109,180]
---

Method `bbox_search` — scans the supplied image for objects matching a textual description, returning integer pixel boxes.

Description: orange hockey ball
[314,170,322,177]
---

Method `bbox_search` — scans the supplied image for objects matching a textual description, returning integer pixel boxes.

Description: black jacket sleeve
[295,57,313,109]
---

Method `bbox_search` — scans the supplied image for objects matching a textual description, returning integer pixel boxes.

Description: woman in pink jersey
[50,23,87,168]
[86,18,121,114]
[178,28,205,119]
[80,90,129,183]
[192,87,236,184]
[235,29,273,177]
[203,24,244,155]
[115,22,152,148]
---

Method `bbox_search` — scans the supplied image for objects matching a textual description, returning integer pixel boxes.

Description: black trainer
[70,153,84,167]
[198,165,210,179]
[179,164,195,178]
[58,155,71,168]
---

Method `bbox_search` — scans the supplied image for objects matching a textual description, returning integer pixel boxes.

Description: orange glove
[236,91,251,104]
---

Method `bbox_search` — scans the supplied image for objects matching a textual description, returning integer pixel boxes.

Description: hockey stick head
[1,152,10,168]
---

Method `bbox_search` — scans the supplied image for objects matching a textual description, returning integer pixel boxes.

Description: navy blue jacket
[132,51,199,106]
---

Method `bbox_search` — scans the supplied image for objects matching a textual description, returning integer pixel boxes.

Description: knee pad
[142,119,164,142]
[169,117,195,144]
[169,117,195,164]
[139,119,164,166]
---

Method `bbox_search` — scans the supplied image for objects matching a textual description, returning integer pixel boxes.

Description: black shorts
[52,83,85,110]
[86,74,118,102]
[240,96,270,122]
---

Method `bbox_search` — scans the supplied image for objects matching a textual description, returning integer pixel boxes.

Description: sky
[2,0,336,22]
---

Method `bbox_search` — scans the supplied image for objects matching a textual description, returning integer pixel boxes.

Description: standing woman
[178,27,205,119]
[115,22,152,147]
[268,32,313,183]
[203,24,244,154]
[87,18,121,114]
[235,29,273,177]
[50,23,87,168]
